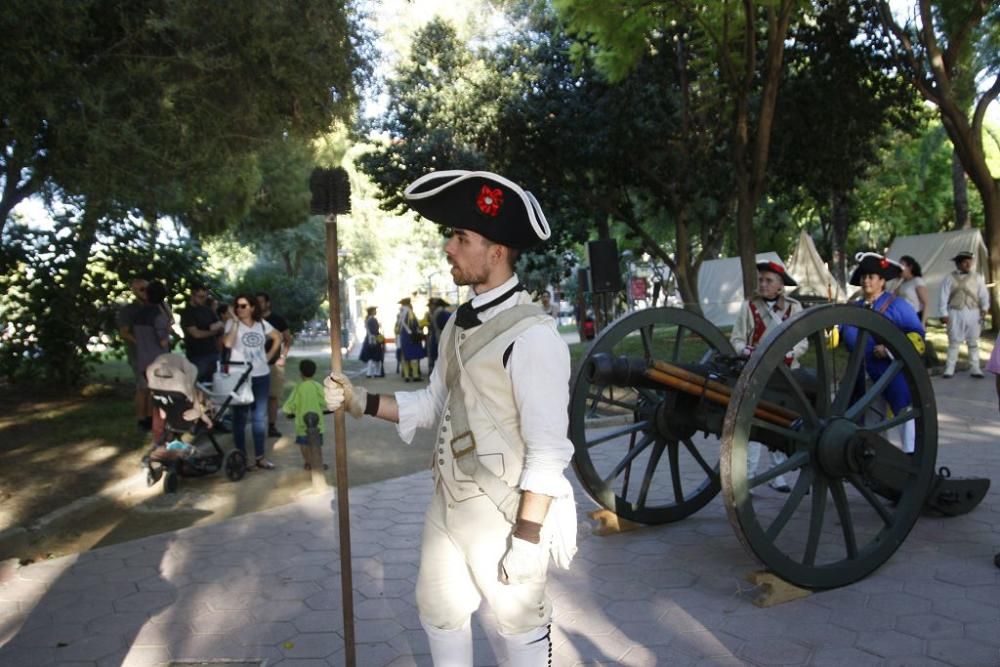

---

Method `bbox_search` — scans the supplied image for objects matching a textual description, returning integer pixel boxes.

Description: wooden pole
[324,213,356,667]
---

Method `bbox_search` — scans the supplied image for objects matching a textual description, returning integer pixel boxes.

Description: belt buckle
[450,430,476,459]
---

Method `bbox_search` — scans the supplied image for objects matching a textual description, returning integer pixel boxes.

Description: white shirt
[225,318,274,377]
[395,274,574,498]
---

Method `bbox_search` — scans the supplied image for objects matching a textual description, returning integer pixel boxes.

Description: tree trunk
[830,190,851,289]
[952,149,970,229]
[983,179,1000,332]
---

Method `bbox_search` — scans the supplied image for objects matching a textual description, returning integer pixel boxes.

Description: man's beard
[450,263,489,287]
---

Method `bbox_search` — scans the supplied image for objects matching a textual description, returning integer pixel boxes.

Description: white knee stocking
[945,343,960,375]
[969,344,982,374]
[501,624,552,667]
[898,419,915,454]
[422,617,472,667]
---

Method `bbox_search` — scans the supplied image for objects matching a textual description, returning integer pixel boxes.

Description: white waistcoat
[947,272,980,310]
[434,308,549,504]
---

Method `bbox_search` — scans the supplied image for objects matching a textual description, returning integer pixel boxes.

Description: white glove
[324,372,366,418]
[499,536,547,586]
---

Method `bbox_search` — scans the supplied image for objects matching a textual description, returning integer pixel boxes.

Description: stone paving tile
[810,646,882,666]
[737,638,811,665]
[855,629,925,658]
[926,638,1000,667]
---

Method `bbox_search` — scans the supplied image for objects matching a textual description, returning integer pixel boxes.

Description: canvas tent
[885,229,989,318]
[697,252,783,327]
[786,230,848,303]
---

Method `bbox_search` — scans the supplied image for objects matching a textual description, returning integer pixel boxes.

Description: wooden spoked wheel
[720,304,937,589]
[569,308,735,524]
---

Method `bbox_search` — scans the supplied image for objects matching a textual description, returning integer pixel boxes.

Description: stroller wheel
[224,450,247,482]
[146,466,163,487]
[164,470,179,494]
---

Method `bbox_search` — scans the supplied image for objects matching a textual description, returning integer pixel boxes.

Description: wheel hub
[654,392,698,441]
[815,417,870,478]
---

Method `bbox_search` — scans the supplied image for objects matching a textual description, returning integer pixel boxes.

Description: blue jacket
[842,292,924,414]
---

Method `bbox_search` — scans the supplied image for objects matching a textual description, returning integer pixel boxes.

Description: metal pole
[325,213,356,667]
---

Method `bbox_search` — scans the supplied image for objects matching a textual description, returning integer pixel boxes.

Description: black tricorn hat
[951,251,974,263]
[403,170,551,250]
[756,260,797,287]
[849,252,902,286]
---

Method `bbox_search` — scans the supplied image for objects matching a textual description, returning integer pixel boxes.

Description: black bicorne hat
[403,170,551,250]
[849,252,902,286]
[755,260,797,287]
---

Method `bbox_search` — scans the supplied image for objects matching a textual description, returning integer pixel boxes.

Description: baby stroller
[142,354,251,493]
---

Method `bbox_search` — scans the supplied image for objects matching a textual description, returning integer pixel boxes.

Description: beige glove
[324,372,366,418]
[499,536,548,586]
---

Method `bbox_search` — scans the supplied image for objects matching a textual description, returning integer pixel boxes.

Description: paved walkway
[1,372,998,666]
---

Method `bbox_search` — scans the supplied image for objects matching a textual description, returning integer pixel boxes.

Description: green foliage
[1,0,371,237]
[0,215,212,385]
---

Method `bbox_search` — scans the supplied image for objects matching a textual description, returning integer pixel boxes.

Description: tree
[1,0,370,239]
[553,0,799,297]
[876,0,1000,323]
[768,0,922,284]
[0,0,371,382]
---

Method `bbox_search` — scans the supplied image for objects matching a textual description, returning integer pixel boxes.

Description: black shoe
[268,424,281,438]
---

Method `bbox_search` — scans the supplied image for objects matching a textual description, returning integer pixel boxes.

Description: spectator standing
[117,277,150,430]
[425,297,452,373]
[539,291,560,320]
[180,283,223,382]
[133,281,171,435]
[256,292,293,437]
[893,255,929,329]
[282,358,328,471]
[360,306,386,378]
[224,294,281,469]
[396,297,426,382]
[939,251,989,378]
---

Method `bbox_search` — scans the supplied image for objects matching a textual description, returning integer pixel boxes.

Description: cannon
[569,305,989,590]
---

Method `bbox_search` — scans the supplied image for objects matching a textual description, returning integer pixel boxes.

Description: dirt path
[0,372,431,564]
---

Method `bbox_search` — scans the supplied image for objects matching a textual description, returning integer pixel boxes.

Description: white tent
[697,252,783,327]
[885,229,989,317]
[786,230,848,303]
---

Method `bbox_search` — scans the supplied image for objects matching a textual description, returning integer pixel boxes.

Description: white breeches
[946,307,982,345]
[945,308,982,373]
[747,441,789,488]
[416,486,552,636]
[864,399,915,454]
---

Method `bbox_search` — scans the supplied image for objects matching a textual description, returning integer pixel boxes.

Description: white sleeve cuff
[520,469,574,499]
[394,391,422,445]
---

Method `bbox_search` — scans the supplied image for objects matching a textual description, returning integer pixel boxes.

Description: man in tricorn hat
[842,252,925,453]
[730,260,807,492]
[938,250,989,378]
[325,171,576,665]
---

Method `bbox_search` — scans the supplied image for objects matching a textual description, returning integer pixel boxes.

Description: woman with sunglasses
[223,293,282,469]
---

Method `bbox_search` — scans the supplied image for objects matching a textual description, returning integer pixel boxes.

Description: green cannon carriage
[569,305,989,590]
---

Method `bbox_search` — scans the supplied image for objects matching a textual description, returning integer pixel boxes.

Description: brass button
[439,458,445,465]
[439,437,444,443]
[439,448,444,454]
[444,415,450,421]
[460,333,466,340]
